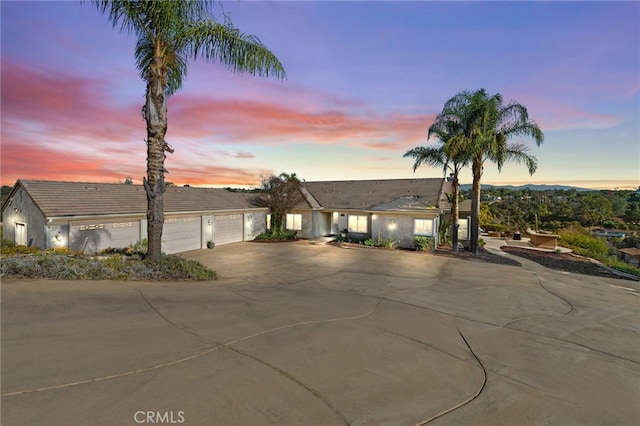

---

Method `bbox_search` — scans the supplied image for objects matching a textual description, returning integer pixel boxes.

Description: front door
[331,212,339,234]
[15,223,26,246]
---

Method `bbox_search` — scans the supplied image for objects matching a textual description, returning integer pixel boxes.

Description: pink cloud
[168,96,434,150]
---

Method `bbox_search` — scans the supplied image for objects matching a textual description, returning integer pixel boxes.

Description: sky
[1,1,639,190]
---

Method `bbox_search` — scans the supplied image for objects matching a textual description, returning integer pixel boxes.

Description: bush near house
[254,229,297,241]
[0,239,217,281]
[414,236,435,252]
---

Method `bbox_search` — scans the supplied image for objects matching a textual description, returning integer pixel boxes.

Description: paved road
[2,241,639,425]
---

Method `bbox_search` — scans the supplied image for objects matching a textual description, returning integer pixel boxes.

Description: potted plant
[207,240,215,249]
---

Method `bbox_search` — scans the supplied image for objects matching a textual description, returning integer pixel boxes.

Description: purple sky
[1,1,639,189]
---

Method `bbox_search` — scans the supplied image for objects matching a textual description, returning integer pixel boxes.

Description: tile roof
[301,178,446,210]
[14,180,257,217]
[6,178,448,218]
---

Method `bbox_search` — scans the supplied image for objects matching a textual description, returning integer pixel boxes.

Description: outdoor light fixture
[388,219,396,230]
[54,232,62,242]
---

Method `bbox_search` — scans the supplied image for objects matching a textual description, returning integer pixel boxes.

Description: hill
[459,183,594,191]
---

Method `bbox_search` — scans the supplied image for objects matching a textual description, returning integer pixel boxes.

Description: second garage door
[163,217,201,254]
[214,214,243,246]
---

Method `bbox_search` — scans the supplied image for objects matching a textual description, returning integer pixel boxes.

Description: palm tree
[404,113,470,252]
[463,89,544,254]
[93,1,286,260]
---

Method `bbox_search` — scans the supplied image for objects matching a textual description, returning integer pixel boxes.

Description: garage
[163,216,201,254]
[214,214,243,246]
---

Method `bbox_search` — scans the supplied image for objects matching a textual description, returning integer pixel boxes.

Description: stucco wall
[244,212,267,240]
[371,213,439,249]
[2,186,46,248]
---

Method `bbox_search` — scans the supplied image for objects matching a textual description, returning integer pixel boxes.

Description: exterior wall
[202,215,214,248]
[2,186,47,248]
[371,213,439,249]
[312,210,331,238]
[244,212,267,241]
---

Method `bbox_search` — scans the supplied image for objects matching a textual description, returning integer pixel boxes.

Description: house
[1,180,267,254]
[2,178,451,254]
[617,248,640,266]
[284,178,450,249]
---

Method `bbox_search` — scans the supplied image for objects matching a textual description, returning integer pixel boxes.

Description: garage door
[214,214,243,246]
[69,220,140,254]
[163,217,201,254]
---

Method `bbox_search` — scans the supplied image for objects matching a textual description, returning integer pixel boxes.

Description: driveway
[2,241,639,425]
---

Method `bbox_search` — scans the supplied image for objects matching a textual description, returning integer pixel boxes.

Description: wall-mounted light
[388,219,396,230]
[14,208,20,213]
[54,232,62,241]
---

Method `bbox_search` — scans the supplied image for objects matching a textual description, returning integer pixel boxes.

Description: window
[286,213,302,231]
[348,215,368,233]
[414,218,433,236]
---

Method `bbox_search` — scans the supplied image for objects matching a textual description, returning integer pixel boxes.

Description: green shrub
[558,229,609,260]
[0,252,217,281]
[415,236,435,252]
[484,223,509,233]
[254,229,297,241]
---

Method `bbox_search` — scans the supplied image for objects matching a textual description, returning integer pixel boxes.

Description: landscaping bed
[500,246,635,280]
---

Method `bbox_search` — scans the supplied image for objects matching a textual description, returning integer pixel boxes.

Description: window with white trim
[348,215,368,233]
[286,213,302,231]
[414,218,433,236]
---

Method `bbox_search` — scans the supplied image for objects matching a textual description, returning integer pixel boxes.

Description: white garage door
[214,214,243,246]
[69,220,140,254]
[163,217,201,254]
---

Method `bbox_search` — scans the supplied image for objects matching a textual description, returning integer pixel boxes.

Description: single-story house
[284,178,451,249]
[2,178,452,254]
[1,180,267,254]
[617,248,640,266]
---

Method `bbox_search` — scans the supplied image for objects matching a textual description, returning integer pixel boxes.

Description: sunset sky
[1,1,639,190]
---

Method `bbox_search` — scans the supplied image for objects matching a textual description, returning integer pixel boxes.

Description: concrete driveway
[2,241,639,425]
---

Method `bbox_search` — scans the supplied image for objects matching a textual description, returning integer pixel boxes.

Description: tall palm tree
[404,113,470,252]
[93,1,286,260]
[463,89,544,254]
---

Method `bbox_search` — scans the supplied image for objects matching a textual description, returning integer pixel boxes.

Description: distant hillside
[459,183,594,191]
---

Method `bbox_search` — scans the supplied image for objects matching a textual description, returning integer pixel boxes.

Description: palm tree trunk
[470,160,482,255]
[143,67,168,262]
[451,177,460,253]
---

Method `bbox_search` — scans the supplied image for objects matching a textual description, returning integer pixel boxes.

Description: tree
[250,173,303,235]
[404,108,471,252]
[93,1,286,260]
[441,89,543,254]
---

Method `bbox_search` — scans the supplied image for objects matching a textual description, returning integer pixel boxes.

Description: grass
[0,240,217,281]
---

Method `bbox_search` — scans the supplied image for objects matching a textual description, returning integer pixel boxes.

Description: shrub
[254,229,297,241]
[484,223,509,233]
[415,236,435,252]
[558,229,609,260]
[0,252,217,281]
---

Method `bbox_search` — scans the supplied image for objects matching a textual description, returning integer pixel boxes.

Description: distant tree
[92,1,285,260]
[625,202,640,227]
[1,185,13,206]
[123,176,134,185]
[576,193,613,227]
[250,173,303,234]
